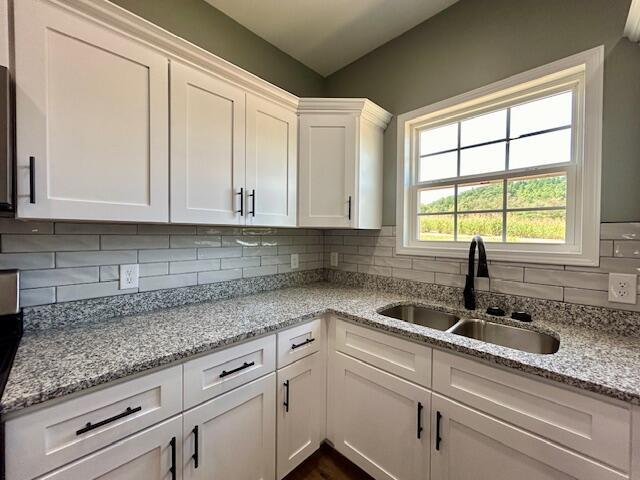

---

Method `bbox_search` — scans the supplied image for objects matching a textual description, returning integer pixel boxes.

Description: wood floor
[283,444,373,480]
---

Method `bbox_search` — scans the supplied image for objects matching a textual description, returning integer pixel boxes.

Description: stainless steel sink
[449,318,560,354]
[378,305,460,331]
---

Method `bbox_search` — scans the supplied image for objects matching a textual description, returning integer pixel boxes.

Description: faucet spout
[464,235,489,310]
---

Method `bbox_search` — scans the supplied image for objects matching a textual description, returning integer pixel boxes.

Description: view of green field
[419,176,566,242]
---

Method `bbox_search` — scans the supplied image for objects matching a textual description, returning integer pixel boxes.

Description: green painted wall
[325,0,640,224]
[111,0,324,97]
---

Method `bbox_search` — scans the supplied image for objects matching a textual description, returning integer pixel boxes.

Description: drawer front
[277,318,322,368]
[5,365,182,480]
[433,350,631,471]
[183,334,276,409]
[333,318,431,387]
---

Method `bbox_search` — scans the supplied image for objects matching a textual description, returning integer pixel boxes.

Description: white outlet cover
[330,252,339,267]
[291,253,299,269]
[120,264,139,290]
[608,273,637,304]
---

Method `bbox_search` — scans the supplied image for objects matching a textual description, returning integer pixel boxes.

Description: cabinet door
[245,94,297,227]
[298,114,356,228]
[183,373,276,480]
[328,351,430,480]
[277,352,323,479]
[14,0,169,222]
[431,394,627,480]
[170,61,245,224]
[40,416,182,480]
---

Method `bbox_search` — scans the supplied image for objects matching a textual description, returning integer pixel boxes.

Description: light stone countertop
[2,282,639,415]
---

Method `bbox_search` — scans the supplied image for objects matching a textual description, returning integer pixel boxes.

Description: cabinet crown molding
[625,0,640,43]
[298,98,393,129]
[47,0,300,111]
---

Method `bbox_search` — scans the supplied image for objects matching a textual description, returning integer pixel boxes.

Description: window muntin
[414,90,574,245]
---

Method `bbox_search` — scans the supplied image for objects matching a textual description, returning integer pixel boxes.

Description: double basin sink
[379,304,559,354]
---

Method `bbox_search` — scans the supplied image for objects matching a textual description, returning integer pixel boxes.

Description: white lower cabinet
[182,373,276,480]
[328,350,430,480]
[276,352,324,479]
[430,394,627,480]
[39,415,182,480]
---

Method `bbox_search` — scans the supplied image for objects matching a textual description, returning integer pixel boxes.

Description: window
[397,47,604,265]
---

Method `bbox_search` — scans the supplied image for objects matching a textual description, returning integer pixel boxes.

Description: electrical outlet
[291,253,299,269]
[330,252,339,267]
[120,264,139,290]
[608,273,637,304]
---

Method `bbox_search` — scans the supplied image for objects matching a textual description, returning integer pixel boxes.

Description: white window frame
[396,46,604,266]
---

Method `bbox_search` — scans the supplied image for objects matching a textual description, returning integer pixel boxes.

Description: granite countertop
[2,282,639,414]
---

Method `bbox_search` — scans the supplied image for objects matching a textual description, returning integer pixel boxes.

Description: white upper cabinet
[170,61,245,225]
[14,0,169,222]
[245,94,297,227]
[298,99,391,229]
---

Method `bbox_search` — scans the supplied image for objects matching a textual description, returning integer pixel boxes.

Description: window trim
[396,46,604,266]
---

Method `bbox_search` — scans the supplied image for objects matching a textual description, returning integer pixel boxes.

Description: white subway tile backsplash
[374,256,412,269]
[261,255,291,266]
[436,273,489,291]
[57,282,137,302]
[170,235,221,248]
[490,279,563,301]
[358,246,392,257]
[197,247,243,259]
[221,256,260,269]
[392,268,435,283]
[20,267,98,288]
[343,254,374,265]
[20,287,55,307]
[55,223,136,234]
[2,235,99,252]
[614,241,640,258]
[600,222,640,240]
[0,253,54,270]
[139,273,197,292]
[101,235,168,250]
[57,250,138,267]
[277,245,306,255]
[169,259,221,274]
[600,240,614,257]
[242,246,278,257]
[138,248,196,263]
[524,269,609,291]
[413,259,460,274]
[0,219,53,234]
[487,265,524,282]
[358,264,392,277]
[261,236,292,246]
[99,266,119,281]
[222,236,260,247]
[138,224,197,235]
[198,268,242,284]
[564,288,640,312]
[243,265,278,278]
[139,262,169,277]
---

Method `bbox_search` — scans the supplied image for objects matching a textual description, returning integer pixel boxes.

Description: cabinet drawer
[333,318,431,387]
[433,350,631,471]
[183,334,276,409]
[5,365,182,480]
[277,318,322,368]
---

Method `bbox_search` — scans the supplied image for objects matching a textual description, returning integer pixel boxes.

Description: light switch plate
[120,264,139,289]
[330,252,339,267]
[608,273,637,304]
[291,254,299,269]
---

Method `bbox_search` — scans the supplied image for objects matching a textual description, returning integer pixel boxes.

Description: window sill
[395,241,600,266]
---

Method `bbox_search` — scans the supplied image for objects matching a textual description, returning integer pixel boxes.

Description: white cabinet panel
[183,373,276,480]
[431,394,626,480]
[170,61,245,224]
[277,318,322,368]
[14,0,169,222]
[276,352,323,479]
[433,349,631,471]
[246,94,297,227]
[328,351,430,480]
[40,415,182,480]
[183,334,276,410]
[334,318,431,387]
[5,366,182,480]
[298,114,356,228]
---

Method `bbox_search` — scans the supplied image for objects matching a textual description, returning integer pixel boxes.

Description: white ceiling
[204,0,459,76]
